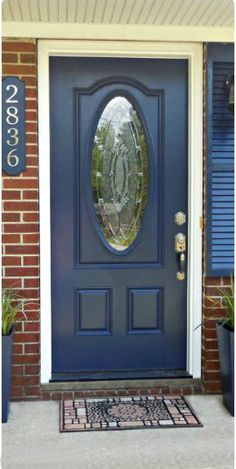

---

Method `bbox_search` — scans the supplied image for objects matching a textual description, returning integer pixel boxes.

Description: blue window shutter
[206,44,234,276]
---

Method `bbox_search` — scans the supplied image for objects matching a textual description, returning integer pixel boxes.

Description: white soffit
[2,0,234,41]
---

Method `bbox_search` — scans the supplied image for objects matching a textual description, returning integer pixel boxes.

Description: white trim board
[3,22,234,43]
[38,40,203,384]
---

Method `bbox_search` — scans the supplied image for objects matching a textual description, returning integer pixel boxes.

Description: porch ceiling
[2,0,234,41]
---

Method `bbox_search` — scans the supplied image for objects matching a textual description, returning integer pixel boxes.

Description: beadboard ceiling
[2,0,234,26]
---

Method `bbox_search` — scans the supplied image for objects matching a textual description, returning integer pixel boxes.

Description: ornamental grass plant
[208,276,234,331]
[2,288,26,336]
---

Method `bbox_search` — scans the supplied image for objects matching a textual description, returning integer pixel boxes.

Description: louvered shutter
[206,44,234,276]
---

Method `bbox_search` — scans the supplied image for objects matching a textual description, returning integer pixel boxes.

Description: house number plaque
[2,77,26,175]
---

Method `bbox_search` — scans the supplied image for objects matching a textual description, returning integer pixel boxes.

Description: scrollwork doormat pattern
[60,395,202,432]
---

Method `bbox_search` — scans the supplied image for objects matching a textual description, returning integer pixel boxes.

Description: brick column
[202,277,230,393]
[2,39,40,400]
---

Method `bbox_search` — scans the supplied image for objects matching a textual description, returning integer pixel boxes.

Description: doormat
[60,395,203,432]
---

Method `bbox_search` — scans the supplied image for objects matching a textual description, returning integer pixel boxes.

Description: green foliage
[2,288,26,336]
[208,276,234,330]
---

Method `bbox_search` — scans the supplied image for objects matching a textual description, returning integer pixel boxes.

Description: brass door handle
[175,233,186,281]
[177,252,185,281]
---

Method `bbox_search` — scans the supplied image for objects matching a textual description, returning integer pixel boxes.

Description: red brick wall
[1,39,229,399]
[2,39,40,400]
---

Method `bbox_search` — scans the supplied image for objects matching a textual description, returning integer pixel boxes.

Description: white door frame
[38,40,203,384]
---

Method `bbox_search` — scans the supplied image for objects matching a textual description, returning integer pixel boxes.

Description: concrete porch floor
[2,395,234,469]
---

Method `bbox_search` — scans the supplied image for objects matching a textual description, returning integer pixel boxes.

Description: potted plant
[2,288,25,423]
[209,277,234,416]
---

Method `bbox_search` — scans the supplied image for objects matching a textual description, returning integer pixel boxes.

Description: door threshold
[43,376,201,392]
[50,369,192,383]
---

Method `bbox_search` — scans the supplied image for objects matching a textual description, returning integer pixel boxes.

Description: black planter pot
[2,329,14,423]
[216,321,234,416]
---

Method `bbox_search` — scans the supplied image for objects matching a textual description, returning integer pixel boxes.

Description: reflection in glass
[91,96,149,251]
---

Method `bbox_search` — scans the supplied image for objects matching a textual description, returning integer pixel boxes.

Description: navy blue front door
[50,57,188,379]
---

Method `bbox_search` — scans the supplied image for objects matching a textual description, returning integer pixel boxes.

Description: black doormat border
[60,394,203,432]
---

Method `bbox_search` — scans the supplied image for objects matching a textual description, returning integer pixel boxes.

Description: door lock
[175,233,186,280]
[175,233,186,253]
[175,211,186,226]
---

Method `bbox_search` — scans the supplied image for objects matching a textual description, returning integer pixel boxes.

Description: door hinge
[199,216,204,230]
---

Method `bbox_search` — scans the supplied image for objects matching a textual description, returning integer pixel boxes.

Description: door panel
[50,57,188,377]
[77,80,160,265]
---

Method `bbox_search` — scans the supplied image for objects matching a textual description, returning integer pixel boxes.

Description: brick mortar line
[22,266,40,270]
[2,273,40,276]
[3,50,36,53]
[3,38,36,41]
[2,74,37,77]
[3,53,36,56]
[3,254,39,262]
[2,284,40,288]
[13,342,40,345]
[2,225,39,228]
[3,62,36,66]
[3,255,39,258]
[4,261,39,263]
[204,338,220,342]
[3,210,40,213]
[2,245,40,247]
[3,188,39,190]
[3,207,39,209]
[3,176,39,180]
[18,130,38,133]
[2,218,39,220]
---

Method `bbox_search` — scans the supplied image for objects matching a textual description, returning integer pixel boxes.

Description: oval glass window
[91,96,149,252]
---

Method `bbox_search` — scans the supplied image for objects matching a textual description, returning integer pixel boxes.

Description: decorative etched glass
[91,96,149,251]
